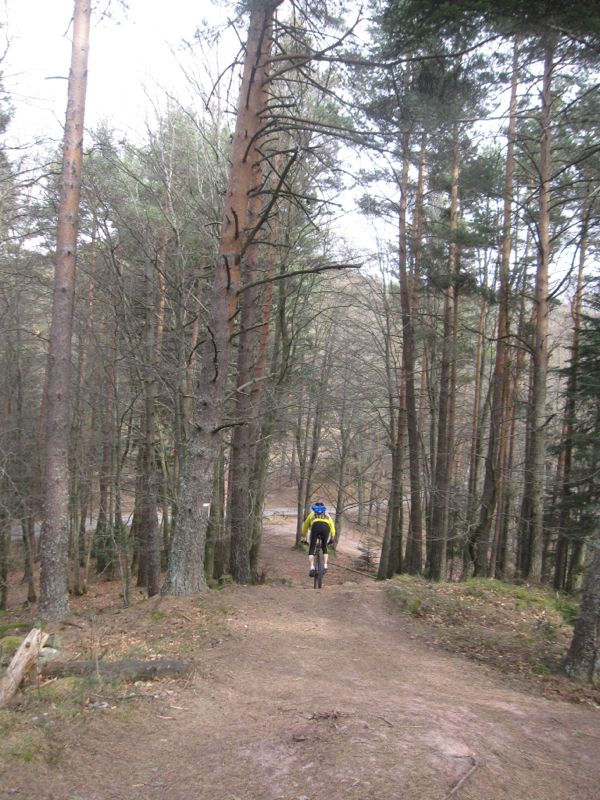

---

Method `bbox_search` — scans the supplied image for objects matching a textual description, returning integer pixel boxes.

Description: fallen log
[0,628,49,708]
[40,658,194,682]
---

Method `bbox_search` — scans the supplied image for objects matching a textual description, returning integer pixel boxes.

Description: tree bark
[206,445,225,581]
[39,0,91,621]
[553,200,589,590]
[41,658,193,682]
[404,131,427,573]
[0,629,49,708]
[520,38,555,581]
[471,37,519,576]
[248,209,280,574]
[228,162,272,581]
[136,241,166,598]
[249,229,292,571]
[294,324,335,544]
[398,128,423,576]
[428,128,459,581]
[564,531,600,685]
[294,388,311,545]
[381,379,406,578]
[0,498,8,611]
[162,2,281,595]
[463,274,489,578]
[228,273,262,583]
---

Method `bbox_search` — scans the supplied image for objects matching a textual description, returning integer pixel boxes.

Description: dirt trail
[4,521,600,800]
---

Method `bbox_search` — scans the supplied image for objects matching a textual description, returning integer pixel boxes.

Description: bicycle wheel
[314,547,321,589]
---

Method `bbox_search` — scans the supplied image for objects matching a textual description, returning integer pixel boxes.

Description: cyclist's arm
[328,517,336,539]
[301,513,313,538]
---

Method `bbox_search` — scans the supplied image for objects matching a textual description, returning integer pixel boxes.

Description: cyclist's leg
[321,531,329,569]
[308,529,317,575]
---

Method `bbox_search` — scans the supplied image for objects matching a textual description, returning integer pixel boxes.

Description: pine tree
[563,281,600,683]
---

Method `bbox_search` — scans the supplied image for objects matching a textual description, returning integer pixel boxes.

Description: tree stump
[0,628,49,708]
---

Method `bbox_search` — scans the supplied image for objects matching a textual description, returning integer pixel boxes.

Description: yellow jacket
[302,511,336,540]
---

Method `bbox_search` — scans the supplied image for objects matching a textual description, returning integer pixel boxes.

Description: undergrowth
[386,575,599,705]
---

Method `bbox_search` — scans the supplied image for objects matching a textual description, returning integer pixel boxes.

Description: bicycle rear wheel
[314,547,321,589]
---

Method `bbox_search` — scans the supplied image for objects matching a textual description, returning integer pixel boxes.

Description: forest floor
[1,510,600,800]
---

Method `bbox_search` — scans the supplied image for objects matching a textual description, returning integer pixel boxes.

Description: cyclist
[302,502,336,577]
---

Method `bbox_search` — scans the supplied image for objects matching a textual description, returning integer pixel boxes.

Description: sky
[2,0,236,143]
[0,0,382,253]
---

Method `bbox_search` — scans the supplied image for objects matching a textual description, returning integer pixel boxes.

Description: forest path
[8,520,600,800]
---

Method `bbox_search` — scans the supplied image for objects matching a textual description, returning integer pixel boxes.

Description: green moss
[553,598,579,625]
[462,578,580,621]
[0,622,28,636]
[534,619,558,642]
[385,574,577,684]
[464,578,545,605]
[0,635,24,660]
[36,678,83,703]
[533,663,551,676]
[408,597,423,616]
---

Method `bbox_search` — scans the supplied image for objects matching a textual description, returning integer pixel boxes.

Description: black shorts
[309,521,330,555]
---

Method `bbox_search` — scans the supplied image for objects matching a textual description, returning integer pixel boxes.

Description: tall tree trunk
[404,132,427,572]
[0,477,8,610]
[566,539,586,594]
[248,193,284,571]
[303,331,334,512]
[171,268,205,547]
[553,201,590,590]
[471,38,519,576]
[517,363,536,577]
[205,445,225,581]
[295,322,335,544]
[94,363,113,576]
[494,262,527,578]
[519,39,555,581]
[333,395,351,546]
[38,0,91,621]
[398,128,423,575]
[136,241,167,597]
[465,278,487,536]
[378,388,405,580]
[228,146,277,582]
[564,530,600,684]
[13,320,37,602]
[428,129,459,581]
[228,262,263,583]
[490,369,512,578]
[70,275,92,598]
[294,389,312,545]
[162,2,281,595]
[442,291,459,578]
[250,238,291,571]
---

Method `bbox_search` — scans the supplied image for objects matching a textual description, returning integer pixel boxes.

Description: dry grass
[387,575,599,706]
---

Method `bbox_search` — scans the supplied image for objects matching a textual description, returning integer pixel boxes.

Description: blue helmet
[311,502,326,514]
